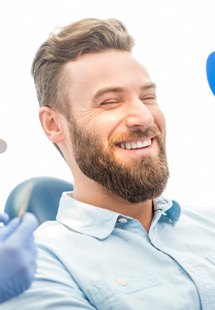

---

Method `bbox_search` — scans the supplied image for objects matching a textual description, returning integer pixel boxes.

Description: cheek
[88,112,124,140]
[153,108,166,134]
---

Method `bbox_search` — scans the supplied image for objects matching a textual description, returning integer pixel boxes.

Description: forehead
[63,50,153,101]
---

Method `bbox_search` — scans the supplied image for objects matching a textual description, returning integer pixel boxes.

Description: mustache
[109,126,161,145]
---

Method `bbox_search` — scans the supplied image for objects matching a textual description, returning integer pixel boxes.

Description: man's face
[64,50,169,203]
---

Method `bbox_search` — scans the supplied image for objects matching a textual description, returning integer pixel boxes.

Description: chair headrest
[4,176,73,224]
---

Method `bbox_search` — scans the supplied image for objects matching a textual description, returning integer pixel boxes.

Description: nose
[124,101,154,130]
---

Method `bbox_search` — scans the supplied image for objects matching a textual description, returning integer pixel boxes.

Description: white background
[0,0,215,212]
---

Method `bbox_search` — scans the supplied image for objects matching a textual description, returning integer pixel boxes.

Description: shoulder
[181,204,215,221]
[34,220,94,265]
[177,204,215,235]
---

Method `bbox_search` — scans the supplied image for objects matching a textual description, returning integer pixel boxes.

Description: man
[4,18,215,309]
[0,213,38,303]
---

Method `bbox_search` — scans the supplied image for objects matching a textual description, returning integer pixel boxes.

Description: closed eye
[140,96,157,105]
[100,99,119,106]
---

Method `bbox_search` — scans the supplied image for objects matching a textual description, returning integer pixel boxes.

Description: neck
[73,178,153,232]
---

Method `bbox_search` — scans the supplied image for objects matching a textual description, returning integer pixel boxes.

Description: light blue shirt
[3,193,215,309]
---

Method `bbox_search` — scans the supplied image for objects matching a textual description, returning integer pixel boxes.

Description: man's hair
[31,18,135,115]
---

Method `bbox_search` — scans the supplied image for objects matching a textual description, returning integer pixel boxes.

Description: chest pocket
[182,252,215,309]
[86,275,161,310]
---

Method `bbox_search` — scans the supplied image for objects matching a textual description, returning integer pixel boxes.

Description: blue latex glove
[0,213,9,225]
[0,213,38,303]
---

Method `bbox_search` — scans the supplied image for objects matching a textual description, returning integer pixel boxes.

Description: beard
[68,117,169,203]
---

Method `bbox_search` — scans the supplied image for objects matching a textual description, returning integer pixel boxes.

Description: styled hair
[31,18,135,115]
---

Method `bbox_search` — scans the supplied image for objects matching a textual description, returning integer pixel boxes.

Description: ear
[39,107,65,144]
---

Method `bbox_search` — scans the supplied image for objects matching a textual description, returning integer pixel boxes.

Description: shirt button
[116,278,128,286]
[118,217,128,223]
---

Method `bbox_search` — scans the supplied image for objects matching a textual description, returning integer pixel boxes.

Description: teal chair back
[4,176,73,224]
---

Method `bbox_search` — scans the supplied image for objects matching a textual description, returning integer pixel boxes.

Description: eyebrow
[92,82,156,101]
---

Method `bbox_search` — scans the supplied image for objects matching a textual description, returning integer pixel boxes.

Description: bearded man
[4,18,215,310]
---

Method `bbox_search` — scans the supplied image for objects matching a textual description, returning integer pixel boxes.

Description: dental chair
[4,176,73,224]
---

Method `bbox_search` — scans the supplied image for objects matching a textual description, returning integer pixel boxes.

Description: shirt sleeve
[2,245,97,309]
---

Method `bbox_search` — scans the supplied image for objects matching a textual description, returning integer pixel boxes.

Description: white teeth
[120,139,151,150]
[125,142,132,149]
[131,142,137,149]
[142,139,151,147]
[137,141,143,148]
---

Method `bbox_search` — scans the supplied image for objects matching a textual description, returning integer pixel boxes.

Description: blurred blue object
[4,176,73,224]
[0,213,38,303]
[206,51,215,95]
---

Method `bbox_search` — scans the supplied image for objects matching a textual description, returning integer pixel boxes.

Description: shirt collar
[153,197,181,225]
[56,192,119,240]
[56,192,181,240]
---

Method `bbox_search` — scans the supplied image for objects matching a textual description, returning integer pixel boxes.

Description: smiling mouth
[116,138,152,150]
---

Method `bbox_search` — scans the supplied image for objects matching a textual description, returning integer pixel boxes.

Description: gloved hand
[0,213,9,225]
[0,213,39,303]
